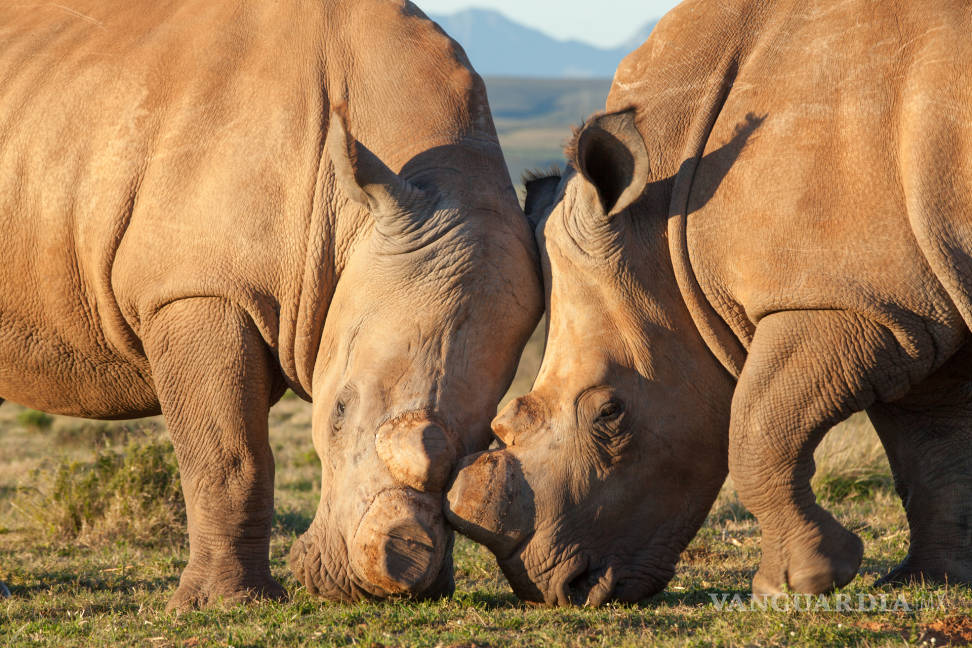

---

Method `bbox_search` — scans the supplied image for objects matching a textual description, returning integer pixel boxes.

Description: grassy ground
[2,364,970,647]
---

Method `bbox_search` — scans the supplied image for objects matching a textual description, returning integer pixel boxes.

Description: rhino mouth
[497,547,618,606]
[290,487,455,601]
[497,539,673,607]
[560,561,620,607]
[445,446,674,606]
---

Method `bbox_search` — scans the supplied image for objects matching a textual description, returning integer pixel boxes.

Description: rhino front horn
[375,417,461,492]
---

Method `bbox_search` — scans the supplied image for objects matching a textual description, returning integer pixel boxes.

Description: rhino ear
[326,103,433,236]
[522,171,562,230]
[570,109,649,218]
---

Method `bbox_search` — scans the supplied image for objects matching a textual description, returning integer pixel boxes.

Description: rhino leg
[143,298,285,612]
[729,311,921,596]
[867,347,972,587]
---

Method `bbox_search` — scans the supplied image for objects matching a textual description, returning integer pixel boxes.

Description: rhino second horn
[376,419,461,492]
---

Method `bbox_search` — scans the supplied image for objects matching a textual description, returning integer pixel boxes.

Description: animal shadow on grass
[859,556,905,580]
[455,590,521,609]
[6,565,175,601]
[656,584,751,608]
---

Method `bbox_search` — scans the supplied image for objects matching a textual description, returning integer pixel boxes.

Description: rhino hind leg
[143,298,285,612]
[728,311,925,597]
[867,347,972,587]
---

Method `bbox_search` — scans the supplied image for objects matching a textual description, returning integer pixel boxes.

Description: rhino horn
[570,108,650,218]
[326,102,434,238]
[375,417,461,493]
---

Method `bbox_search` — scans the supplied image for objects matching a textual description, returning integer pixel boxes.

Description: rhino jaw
[445,450,534,558]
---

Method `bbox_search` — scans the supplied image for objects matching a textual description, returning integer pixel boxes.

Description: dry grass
[11,434,184,547]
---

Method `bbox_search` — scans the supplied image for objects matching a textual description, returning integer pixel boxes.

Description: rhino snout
[349,489,448,597]
[376,418,461,492]
[445,450,534,558]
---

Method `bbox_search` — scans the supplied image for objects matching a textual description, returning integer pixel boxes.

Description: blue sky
[415,1,682,49]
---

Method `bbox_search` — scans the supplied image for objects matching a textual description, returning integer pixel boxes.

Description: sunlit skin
[448,0,972,605]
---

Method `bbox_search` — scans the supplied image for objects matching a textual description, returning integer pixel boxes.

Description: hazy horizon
[414,0,681,49]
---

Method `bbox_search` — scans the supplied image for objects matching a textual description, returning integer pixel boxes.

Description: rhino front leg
[143,298,285,612]
[867,346,972,586]
[729,310,919,596]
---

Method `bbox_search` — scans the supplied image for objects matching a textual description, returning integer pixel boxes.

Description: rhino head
[446,110,735,605]
[289,105,542,600]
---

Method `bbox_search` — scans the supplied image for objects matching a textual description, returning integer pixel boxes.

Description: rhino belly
[0,277,158,419]
[0,330,158,420]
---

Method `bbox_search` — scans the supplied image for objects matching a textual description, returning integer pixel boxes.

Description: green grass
[1,393,970,647]
[12,435,184,546]
[15,409,53,432]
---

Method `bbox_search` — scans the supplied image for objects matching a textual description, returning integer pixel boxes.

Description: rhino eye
[332,400,346,431]
[596,399,624,423]
[331,385,358,433]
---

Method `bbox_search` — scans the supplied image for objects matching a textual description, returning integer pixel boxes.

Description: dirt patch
[920,616,972,646]
[856,616,972,646]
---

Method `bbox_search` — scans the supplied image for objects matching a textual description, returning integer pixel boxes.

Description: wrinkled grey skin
[447,0,972,606]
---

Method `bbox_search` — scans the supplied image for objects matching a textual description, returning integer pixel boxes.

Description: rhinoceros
[446,0,972,605]
[0,0,542,609]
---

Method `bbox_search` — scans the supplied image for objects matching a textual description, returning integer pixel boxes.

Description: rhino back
[0,1,330,415]
[610,0,972,374]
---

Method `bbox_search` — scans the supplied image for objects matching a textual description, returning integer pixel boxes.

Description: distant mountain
[429,9,657,79]
[620,21,659,52]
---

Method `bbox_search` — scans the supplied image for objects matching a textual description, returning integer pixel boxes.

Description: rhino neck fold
[605,0,781,379]
[665,60,748,379]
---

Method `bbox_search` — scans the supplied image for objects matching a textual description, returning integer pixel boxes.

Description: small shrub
[16,437,186,546]
[16,409,53,431]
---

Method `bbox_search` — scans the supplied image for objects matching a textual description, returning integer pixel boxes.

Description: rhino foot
[753,517,863,597]
[166,569,286,613]
[0,581,10,598]
[877,557,972,588]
